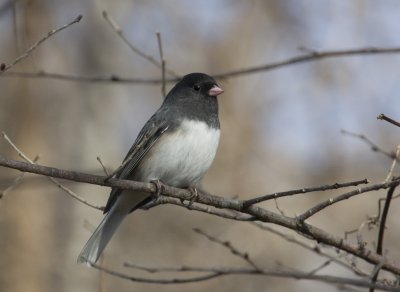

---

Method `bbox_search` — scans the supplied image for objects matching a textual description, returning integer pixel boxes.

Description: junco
[78,73,224,264]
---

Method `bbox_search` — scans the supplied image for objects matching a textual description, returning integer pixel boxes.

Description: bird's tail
[77,207,127,265]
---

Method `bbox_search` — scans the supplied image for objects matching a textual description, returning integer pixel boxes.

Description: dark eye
[193,85,200,91]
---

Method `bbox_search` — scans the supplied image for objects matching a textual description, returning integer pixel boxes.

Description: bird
[78,73,224,264]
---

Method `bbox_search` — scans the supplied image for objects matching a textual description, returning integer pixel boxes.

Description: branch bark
[3,46,400,83]
[1,154,400,276]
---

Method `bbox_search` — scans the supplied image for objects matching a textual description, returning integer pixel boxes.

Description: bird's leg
[150,179,164,200]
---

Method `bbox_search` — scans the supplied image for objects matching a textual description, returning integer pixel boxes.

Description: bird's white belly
[138,119,220,187]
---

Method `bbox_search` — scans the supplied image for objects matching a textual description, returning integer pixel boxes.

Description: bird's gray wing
[104,109,169,213]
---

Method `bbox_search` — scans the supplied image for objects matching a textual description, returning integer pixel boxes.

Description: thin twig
[341,130,397,161]
[251,222,370,277]
[123,262,225,273]
[4,46,400,83]
[243,178,369,207]
[377,114,400,128]
[274,198,286,216]
[193,227,261,270]
[90,264,398,290]
[0,155,39,199]
[369,185,398,292]
[1,71,175,84]
[344,219,373,253]
[213,46,400,79]
[102,11,179,78]
[0,15,82,74]
[1,132,104,211]
[307,260,331,275]
[384,145,400,183]
[371,192,400,227]
[98,254,106,292]
[156,32,166,98]
[97,156,109,176]
[296,178,400,221]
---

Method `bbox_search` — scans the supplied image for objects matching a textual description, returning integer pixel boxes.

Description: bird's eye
[193,85,200,91]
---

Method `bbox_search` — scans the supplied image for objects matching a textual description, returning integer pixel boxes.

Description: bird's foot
[150,179,164,199]
[182,186,199,208]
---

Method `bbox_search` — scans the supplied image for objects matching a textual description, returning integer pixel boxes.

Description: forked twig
[102,11,179,78]
[0,155,39,199]
[0,15,82,74]
[1,131,104,210]
[193,227,261,270]
[243,178,369,207]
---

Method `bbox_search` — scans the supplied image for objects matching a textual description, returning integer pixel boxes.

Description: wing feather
[104,109,170,213]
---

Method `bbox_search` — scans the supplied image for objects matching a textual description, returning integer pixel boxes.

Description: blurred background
[1,0,400,291]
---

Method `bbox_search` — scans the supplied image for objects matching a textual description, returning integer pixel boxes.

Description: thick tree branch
[1,155,400,276]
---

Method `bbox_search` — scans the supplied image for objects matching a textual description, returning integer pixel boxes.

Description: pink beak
[208,85,224,96]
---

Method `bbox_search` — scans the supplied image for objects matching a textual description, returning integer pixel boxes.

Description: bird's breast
[137,119,220,187]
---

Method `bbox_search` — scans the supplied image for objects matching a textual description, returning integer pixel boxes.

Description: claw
[150,179,164,199]
[185,186,199,208]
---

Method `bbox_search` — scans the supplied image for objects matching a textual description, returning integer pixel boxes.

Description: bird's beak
[208,85,224,96]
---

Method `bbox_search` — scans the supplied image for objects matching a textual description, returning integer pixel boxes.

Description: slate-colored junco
[78,73,224,264]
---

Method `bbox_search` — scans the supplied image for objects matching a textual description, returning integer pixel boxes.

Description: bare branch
[243,178,369,207]
[2,71,173,84]
[297,179,400,221]
[145,196,254,221]
[156,31,166,98]
[251,222,370,277]
[341,129,397,161]
[96,156,109,176]
[193,228,261,270]
[4,46,400,83]
[307,260,331,275]
[102,11,179,78]
[1,132,104,211]
[378,114,400,128]
[213,46,400,79]
[91,264,398,291]
[384,145,400,183]
[0,155,39,200]
[274,198,286,216]
[370,185,398,292]
[0,15,82,74]
[1,155,400,275]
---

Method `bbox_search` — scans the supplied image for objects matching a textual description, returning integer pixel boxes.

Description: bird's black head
[165,73,223,103]
[162,73,222,128]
